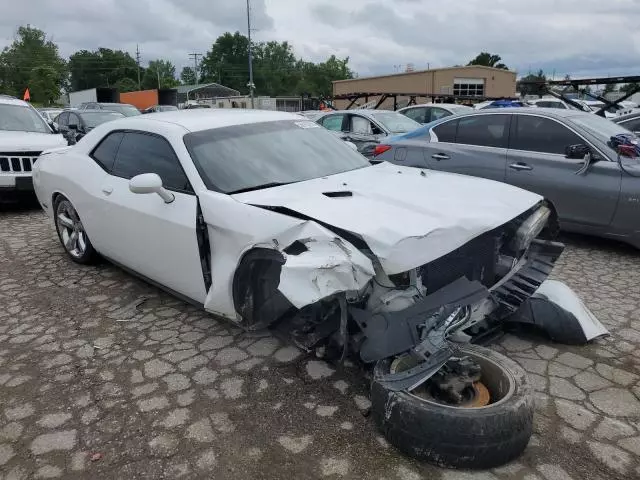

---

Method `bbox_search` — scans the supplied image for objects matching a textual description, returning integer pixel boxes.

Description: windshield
[0,104,51,133]
[567,114,636,145]
[81,112,124,128]
[106,104,141,116]
[157,105,178,112]
[184,120,370,193]
[370,112,421,133]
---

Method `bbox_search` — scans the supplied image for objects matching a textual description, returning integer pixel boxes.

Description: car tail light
[373,144,392,156]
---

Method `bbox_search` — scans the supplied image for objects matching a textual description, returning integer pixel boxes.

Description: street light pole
[247,0,255,109]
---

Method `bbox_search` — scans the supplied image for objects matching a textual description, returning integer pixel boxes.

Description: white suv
[0,95,67,199]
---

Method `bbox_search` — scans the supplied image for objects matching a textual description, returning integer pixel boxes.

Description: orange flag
[23,88,30,101]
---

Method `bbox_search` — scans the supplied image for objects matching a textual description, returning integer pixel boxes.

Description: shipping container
[69,88,119,107]
[119,89,178,110]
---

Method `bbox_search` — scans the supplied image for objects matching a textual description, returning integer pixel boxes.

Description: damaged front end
[230,201,607,392]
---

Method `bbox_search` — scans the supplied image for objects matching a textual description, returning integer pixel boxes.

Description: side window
[512,115,583,155]
[430,107,452,122]
[350,116,373,134]
[112,132,191,192]
[403,108,426,123]
[91,132,124,172]
[320,114,345,132]
[432,119,458,143]
[456,115,510,148]
[57,112,69,127]
[68,113,80,126]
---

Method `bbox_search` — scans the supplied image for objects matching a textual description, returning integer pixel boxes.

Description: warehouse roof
[176,83,240,96]
[333,65,516,84]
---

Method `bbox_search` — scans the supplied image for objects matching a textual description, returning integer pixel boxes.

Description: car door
[506,114,621,228]
[94,130,208,303]
[423,114,511,182]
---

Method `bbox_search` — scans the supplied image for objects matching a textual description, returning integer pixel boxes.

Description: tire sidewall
[371,344,534,469]
[53,196,96,264]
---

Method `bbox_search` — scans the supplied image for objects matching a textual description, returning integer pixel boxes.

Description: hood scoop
[322,191,353,198]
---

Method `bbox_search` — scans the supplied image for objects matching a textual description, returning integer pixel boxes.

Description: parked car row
[373,108,640,248]
[30,108,607,469]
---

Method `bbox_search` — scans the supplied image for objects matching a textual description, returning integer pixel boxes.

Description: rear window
[370,112,421,134]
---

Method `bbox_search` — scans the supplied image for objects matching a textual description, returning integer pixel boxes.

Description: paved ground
[1,203,640,480]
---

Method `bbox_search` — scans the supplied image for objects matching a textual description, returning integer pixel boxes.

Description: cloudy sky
[2,0,639,80]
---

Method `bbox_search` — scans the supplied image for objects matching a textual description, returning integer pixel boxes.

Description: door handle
[509,162,533,171]
[102,185,113,195]
[432,153,450,160]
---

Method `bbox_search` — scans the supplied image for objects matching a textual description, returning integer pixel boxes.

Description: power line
[188,53,202,87]
[247,0,255,108]
[135,44,141,90]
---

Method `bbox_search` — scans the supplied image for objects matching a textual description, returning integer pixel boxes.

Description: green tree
[69,48,140,91]
[467,52,508,70]
[603,83,617,94]
[200,31,353,97]
[200,32,251,93]
[621,82,640,94]
[517,70,547,97]
[142,60,179,89]
[180,66,196,85]
[253,41,300,96]
[0,25,66,104]
[114,77,138,93]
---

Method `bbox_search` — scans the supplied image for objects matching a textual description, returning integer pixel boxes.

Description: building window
[453,78,485,97]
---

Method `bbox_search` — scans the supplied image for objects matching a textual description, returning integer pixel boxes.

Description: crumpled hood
[232,163,543,274]
[0,131,67,151]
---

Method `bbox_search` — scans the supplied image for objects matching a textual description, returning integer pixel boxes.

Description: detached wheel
[371,344,533,469]
[54,196,97,264]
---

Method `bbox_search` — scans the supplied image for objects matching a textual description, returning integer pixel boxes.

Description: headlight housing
[510,206,550,252]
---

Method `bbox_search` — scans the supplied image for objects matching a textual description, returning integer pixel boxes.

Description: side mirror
[565,144,591,159]
[129,173,175,203]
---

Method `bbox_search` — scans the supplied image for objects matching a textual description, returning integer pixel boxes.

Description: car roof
[0,96,32,107]
[455,107,583,119]
[96,102,135,107]
[78,109,123,114]
[400,103,471,109]
[614,111,640,122]
[103,109,305,133]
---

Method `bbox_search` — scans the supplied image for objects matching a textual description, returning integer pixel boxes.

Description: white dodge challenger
[32,109,606,469]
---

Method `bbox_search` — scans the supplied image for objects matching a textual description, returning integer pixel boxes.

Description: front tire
[54,196,97,264]
[371,344,533,469]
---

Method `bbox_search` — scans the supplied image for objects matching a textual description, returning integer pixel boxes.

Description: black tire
[53,195,98,264]
[371,344,533,469]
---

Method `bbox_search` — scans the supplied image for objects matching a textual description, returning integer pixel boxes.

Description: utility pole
[246,0,255,109]
[136,44,141,91]
[188,53,202,87]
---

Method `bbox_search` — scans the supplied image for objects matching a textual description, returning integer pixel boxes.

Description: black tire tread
[371,344,534,469]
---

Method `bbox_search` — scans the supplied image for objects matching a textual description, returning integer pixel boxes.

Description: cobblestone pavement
[1,204,640,480]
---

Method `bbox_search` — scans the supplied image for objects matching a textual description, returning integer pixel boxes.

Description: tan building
[332,66,517,110]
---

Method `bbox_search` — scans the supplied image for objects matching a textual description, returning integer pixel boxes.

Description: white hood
[0,131,67,151]
[233,163,543,274]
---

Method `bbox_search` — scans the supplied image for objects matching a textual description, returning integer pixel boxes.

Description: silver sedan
[374,108,640,248]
